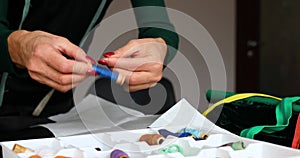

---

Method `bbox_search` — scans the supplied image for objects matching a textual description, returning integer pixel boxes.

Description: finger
[98,50,140,66]
[38,46,92,75]
[37,45,74,73]
[34,61,87,85]
[112,68,162,85]
[54,37,88,62]
[72,61,93,75]
[112,38,167,58]
[29,72,83,92]
[124,82,158,92]
[112,40,142,58]
[105,57,163,71]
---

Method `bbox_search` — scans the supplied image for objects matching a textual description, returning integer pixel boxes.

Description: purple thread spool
[110,149,129,158]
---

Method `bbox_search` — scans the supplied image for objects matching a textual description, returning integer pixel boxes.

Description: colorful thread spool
[158,128,208,141]
[12,144,34,153]
[110,149,129,158]
[179,128,201,138]
[158,129,180,138]
[29,154,71,158]
[230,141,246,150]
[139,134,165,145]
[29,155,41,158]
[160,144,183,154]
[200,134,209,140]
[179,128,208,140]
[91,64,125,85]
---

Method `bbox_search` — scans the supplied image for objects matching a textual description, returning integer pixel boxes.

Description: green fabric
[206,90,300,140]
[0,0,15,107]
[240,97,300,139]
[131,0,179,64]
[0,0,30,108]
[0,0,17,74]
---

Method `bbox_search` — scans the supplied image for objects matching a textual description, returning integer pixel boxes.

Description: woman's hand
[8,30,93,92]
[98,38,167,92]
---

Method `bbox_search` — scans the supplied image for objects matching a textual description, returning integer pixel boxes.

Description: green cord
[19,0,31,30]
[240,97,300,139]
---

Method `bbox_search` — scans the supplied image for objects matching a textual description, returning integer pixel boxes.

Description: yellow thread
[202,93,282,116]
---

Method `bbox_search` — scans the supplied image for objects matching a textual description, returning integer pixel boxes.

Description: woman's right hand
[7,30,93,92]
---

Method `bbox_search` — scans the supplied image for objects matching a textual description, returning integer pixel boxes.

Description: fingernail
[86,56,96,64]
[98,59,108,65]
[86,69,97,76]
[103,52,115,57]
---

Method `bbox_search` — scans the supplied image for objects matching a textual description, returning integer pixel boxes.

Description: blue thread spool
[158,129,180,138]
[110,149,129,158]
[178,128,207,140]
[92,64,125,85]
[179,128,202,138]
[178,132,193,138]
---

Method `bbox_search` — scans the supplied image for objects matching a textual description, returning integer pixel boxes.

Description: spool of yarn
[12,144,34,153]
[158,129,180,138]
[139,134,165,145]
[160,144,183,154]
[29,155,41,158]
[179,128,201,138]
[230,141,246,150]
[110,149,129,158]
[178,132,193,138]
[221,141,246,150]
[179,128,208,140]
[158,128,208,141]
[200,134,209,140]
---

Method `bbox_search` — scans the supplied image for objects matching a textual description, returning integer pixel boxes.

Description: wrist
[8,30,30,44]
[7,30,30,69]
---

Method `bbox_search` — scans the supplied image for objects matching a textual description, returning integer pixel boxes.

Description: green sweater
[0,0,179,77]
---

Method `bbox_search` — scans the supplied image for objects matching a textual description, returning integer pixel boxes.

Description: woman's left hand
[98,38,167,92]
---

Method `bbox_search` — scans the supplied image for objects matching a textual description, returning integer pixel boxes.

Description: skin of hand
[98,38,167,92]
[7,30,94,92]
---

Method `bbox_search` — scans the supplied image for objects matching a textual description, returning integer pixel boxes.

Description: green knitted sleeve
[0,0,16,74]
[130,0,179,64]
